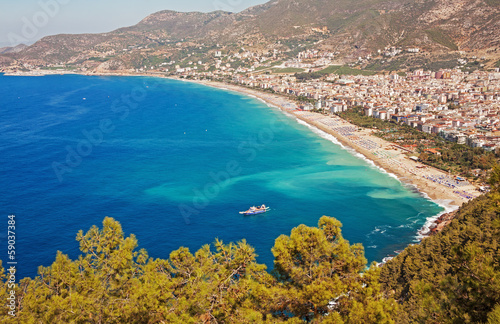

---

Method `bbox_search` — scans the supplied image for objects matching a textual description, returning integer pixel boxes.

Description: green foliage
[295,95,315,104]
[337,106,396,130]
[364,59,404,72]
[425,29,459,51]
[295,72,324,80]
[380,188,500,323]
[272,67,305,73]
[318,65,342,74]
[489,165,500,191]
[420,144,497,175]
[269,216,398,322]
[317,66,377,76]
[3,196,500,323]
[425,58,461,72]
[0,261,9,318]
[2,216,398,323]
[338,107,498,180]
[88,56,114,62]
[487,304,500,323]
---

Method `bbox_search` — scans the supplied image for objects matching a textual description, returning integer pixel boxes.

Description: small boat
[239,204,270,215]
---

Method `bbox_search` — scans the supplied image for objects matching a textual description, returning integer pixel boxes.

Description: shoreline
[174,78,477,238]
[4,71,480,238]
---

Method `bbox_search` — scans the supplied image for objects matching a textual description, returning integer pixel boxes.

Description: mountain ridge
[1,0,499,71]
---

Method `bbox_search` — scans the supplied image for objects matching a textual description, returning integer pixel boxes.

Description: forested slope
[380,170,500,323]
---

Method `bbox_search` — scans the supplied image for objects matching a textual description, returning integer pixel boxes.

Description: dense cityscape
[171,49,500,151]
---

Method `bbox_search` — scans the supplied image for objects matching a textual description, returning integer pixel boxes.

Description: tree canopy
[1,216,397,323]
[3,178,500,322]
[380,182,500,323]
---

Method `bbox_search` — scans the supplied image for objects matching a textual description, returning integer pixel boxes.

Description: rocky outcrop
[420,211,458,237]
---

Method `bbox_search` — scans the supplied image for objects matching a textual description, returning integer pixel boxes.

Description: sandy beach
[183,79,482,222]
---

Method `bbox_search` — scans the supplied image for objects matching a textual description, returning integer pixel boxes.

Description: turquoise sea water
[0,74,443,279]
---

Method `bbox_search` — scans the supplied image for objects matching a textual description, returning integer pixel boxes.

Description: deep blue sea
[0,74,443,279]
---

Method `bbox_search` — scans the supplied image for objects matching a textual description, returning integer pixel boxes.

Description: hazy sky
[0,0,268,47]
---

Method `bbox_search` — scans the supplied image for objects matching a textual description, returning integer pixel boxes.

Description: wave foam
[295,118,344,147]
[416,199,459,240]
[294,117,403,183]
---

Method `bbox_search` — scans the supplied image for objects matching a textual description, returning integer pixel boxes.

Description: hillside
[0,44,27,54]
[379,169,500,323]
[1,0,499,71]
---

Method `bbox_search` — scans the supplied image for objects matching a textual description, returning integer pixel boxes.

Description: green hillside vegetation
[317,65,342,74]
[425,29,459,51]
[295,72,324,80]
[2,0,499,71]
[272,67,305,73]
[379,166,500,323]
[337,107,499,180]
[318,65,377,76]
[294,66,376,80]
[3,167,500,322]
[88,56,114,62]
[0,216,397,323]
